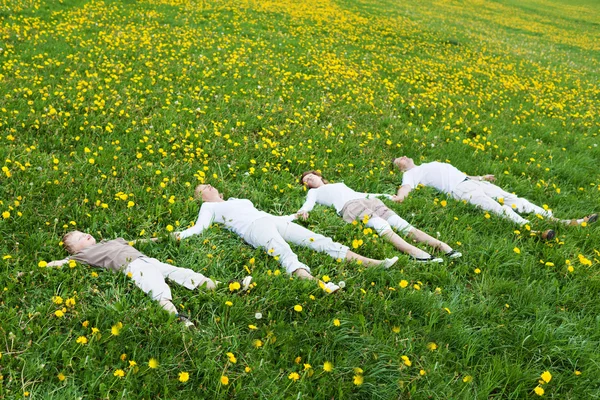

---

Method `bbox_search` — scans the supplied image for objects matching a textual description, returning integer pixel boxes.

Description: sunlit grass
[1,0,599,397]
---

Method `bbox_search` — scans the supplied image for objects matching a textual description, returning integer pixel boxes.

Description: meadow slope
[1,0,599,398]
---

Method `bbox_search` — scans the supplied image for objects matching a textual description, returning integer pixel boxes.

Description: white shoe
[319,281,341,294]
[202,278,218,290]
[411,256,444,263]
[446,250,462,259]
[241,276,253,291]
[177,314,195,329]
[381,256,399,269]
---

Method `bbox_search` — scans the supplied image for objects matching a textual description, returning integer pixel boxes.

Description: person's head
[63,230,97,254]
[392,156,416,172]
[194,184,223,202]
[299,170,328,189]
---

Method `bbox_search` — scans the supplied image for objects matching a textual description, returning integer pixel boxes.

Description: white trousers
[124,257,212,302]
[244,216,350,274]
[451,180,551,226]
[366,215,413,236]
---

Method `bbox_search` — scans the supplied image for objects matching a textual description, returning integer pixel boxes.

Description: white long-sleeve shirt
[178,198,293,240]
[298,183,393,215]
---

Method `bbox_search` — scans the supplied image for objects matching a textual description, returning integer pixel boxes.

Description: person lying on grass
[47,231,229,328]
[296,171,461,263]
[392,156,598,239]
[174,184,399,294]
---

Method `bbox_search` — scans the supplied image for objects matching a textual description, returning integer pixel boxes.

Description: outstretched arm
[296,189,318,220]
[175,204,214,239]
[467,174,496,182]
[129,237,160,245]
[47,257,70,268]
[392,185,413,203]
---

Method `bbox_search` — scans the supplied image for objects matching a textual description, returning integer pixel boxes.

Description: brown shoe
[541,229,556,240]
[569,213,598,226]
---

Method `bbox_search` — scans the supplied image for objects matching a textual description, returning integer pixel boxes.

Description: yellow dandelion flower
[288,372,300,381]
[323,361,333,372]
[353,374,364,385]
[114,369,125,378]
[76,336,88,344]
[293,305,303,312]
[220,375,229,385]
[333,319,340,326]
[178,371,190,383]
[540,371,552,383]
[534,386,544,396]
[401,355,411,367]
[148,358,159,369]
[226,352,237,363]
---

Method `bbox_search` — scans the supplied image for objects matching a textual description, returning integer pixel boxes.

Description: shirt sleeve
[178,204,214,239]
[69,252,90,265]
[368,193,394,200]
[297,189,318,213]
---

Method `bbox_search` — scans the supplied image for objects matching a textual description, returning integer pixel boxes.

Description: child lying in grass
[175,184,399,294]
[47,230,229,328]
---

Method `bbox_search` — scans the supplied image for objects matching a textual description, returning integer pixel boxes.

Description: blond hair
[194,184,204,200]
[62,231,78,254]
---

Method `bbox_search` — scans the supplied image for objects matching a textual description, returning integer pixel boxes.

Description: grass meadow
[1,0,600,398]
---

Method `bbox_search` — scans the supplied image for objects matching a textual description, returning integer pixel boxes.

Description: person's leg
[275,219,394,267]
[452,181,529,225]
[245,218,312,276]
[143,257,217,290]
[405,227,452,253]
[125,258,177,314]
[384,213,454,254]
[363,216,432,258]
[477,181,552,218]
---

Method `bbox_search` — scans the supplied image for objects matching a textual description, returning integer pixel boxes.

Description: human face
[302,173,325,189]
[68,231,97,253]
[393,156,414,172]
[197,184,221,201]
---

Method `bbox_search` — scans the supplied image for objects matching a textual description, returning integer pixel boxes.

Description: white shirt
[298,183,392,214]
[401,162,467,193]
[178,199,290,239]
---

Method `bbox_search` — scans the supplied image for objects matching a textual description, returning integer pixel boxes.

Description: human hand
[297,211,309,220]
[47,259,68,267]
[391,195,404,203]
[482,175,496,182]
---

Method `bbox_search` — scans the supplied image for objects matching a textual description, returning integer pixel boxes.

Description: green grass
[1,0,599,398]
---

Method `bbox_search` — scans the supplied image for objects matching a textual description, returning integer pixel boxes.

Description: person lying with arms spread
[392,156,597,239]
[297,170,461,263]
[175,184,399,294]
[47,231,231,328]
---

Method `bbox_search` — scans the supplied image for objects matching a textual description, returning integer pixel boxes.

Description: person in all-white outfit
[47,231,223,327]
[392,156,596,238]
[297,171,461,263]
[176,184,398,294]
